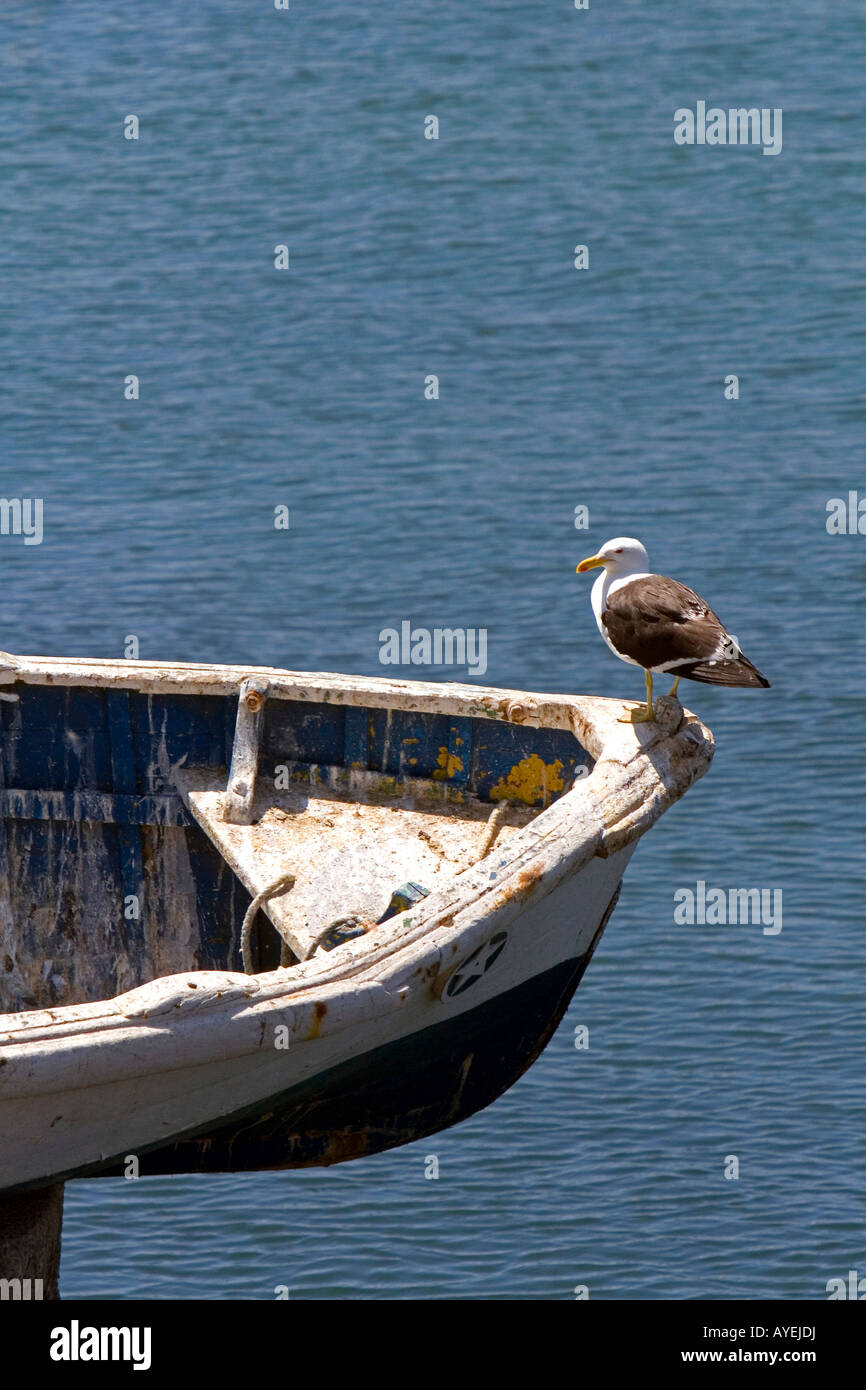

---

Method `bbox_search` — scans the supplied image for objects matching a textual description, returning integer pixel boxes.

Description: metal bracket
[224,677,269,824]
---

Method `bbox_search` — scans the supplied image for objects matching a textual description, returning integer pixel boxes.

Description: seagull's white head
[576,536,649,578]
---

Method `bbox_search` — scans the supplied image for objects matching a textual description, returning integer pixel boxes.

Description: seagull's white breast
[590,568,652,668]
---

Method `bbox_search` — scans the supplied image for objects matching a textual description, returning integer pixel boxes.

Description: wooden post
[224,677,269,824]
[0,1184,64,1300]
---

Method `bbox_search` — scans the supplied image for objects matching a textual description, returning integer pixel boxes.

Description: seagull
[576,537,770,723]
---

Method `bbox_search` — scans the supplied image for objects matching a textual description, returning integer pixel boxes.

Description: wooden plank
[343,706,369,770]
[0,789,189,827]
[0,702,22,1010]
[0,654,629,754]
[174,764,534,965]
[106,691,145,952]
[444,716,473,788]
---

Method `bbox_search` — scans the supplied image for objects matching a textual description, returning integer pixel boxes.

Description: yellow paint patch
[491,754,565,807]
[432,745,464,781]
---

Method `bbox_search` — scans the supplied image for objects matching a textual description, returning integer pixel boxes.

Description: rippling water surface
[2,1,863,1299]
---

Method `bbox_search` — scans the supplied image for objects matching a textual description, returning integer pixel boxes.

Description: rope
[240,871,296,974]
[302,913,367,961]
[475,799,513,862]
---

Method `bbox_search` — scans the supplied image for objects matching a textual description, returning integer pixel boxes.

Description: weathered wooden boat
[0,654,713,1198]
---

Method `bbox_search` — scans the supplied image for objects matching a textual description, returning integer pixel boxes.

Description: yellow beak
[576,553,605,573]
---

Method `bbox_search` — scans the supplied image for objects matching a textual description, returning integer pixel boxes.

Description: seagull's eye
[615,548,623,554]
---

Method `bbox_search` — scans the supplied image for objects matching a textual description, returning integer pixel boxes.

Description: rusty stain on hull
[308,1000,328,1041]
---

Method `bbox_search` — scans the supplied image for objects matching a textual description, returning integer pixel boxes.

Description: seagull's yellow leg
[667,675,681,699]
[618,670,655,724]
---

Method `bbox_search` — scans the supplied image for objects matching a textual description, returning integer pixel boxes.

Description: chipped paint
[490,754,565,808]
[432,746,464,781]
[493,860,544,911]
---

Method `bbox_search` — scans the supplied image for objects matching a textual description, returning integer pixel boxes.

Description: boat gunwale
[0,653,636,757]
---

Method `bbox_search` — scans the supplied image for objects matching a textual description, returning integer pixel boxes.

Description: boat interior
[0,673,593,1014]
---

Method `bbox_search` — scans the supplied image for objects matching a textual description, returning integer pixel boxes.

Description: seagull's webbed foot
[617,703,655,725]
[617,671,656,724]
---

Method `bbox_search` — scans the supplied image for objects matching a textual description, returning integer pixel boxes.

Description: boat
[0,653,713,1194]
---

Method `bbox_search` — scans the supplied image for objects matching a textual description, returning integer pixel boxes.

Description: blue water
[2,0,864,1299]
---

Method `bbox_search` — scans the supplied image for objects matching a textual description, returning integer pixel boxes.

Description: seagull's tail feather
[685,655,771,688]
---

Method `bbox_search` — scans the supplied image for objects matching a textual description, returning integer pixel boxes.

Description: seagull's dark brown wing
[602,575,727,668]
[602,575,771,687]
